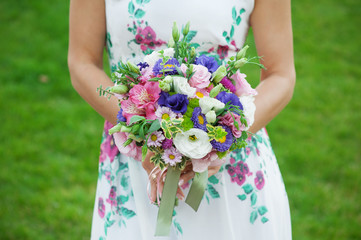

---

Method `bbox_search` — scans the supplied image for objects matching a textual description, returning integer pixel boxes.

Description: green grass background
[0,0,360,239]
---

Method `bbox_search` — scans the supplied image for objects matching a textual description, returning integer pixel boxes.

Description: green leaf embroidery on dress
[237,194,247,201]
[128,1,135,14]
[121,207,136,219]
[207,184,220,198]
[250,192,257,206]
[134,8,146,18]
[250,210,258,224]
[223,6,246,44]
[258,206,268,216]
[242,183,253,194]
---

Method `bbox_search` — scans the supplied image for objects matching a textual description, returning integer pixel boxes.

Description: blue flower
[158,92,189,114]
[153,58,180,76]
[137,62,149,71]
[117,109,126,123]
[210,125,233,152]
[195,55,219,73]
[191,107,208,131]
[216,91,243,114]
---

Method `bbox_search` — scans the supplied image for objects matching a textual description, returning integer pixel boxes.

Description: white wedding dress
[91,0,292,239]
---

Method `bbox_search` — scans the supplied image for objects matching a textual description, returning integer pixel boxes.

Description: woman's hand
[178,163,222,189]
[142,151,185,203]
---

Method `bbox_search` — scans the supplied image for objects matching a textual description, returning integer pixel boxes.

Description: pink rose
[230,72,258,97]
[180,64,211,89]
[218,112,246,138]
[189,65,211,89]
[191,151,226,173]
[113,131,142,161]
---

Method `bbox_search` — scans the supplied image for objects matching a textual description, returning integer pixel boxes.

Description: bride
[68,0,295,239]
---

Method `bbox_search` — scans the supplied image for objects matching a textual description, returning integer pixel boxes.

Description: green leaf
[208,175,219,184]
[120,175,129,190]
[173,221,183,234]
[134,8,146,19]
[185,30,197,42]
[232,7,237,21]
[258,206,268,216]
[117,195,129,204]
[147,119,161,134]
[141,144,147,161]
[237,194,247,201]
[231,26,234,39]
[143,0,151,3]
[129,115,145,125]
[136,0,143,4]
[222,31,227,37]
[239,8,246,15]
[261,217,269,223]
[250,210,258,224]
[207,184,220,199]
[128,1,135,14]
[121,207,136,219]
[250,192,257,206]
[242,184,253,194]
[236,16,241,25]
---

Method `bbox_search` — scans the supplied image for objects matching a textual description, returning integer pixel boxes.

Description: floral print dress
[91,0,292,239]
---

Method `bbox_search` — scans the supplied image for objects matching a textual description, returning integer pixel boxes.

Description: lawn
[0,0,360,239]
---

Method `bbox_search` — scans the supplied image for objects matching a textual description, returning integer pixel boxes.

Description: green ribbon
[185,169,208,211]
[155,167,181,236]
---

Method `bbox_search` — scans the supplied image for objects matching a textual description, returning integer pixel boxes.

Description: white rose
[199,97,225,114]
[172,76,196,98]
[143,48,175,67]
[239,95,256,130]
[173,128,212,159]
[205,110,217,123]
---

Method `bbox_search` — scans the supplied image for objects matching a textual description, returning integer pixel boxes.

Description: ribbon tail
[155,167,181,236]
[185,170,208,212]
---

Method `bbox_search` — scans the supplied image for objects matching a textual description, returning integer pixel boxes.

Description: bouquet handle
[155,167,181,236]
[185,170,208,211]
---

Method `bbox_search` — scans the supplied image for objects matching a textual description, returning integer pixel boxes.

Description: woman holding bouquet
[68,0,295,239]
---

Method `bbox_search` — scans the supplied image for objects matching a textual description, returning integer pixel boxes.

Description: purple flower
[153,58,180,75]
[137,62,149,71]
[220,77,236,93]
[254,170,265,190]
[195,55,220,73]
[147,131,165,147]
[216,91,243,113]
[163,147,182,166]
[117,109,126,123]
[162,138,173,149]
[191,107,208,131]
[158,92,189,114]
[210,125,233,152]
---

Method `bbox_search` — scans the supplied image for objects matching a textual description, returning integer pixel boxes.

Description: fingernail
[163,176,166,182]
[178,179,184,186]
[176,193,184,200]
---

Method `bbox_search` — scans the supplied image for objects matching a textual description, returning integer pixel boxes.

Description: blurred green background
[0,0,360,239]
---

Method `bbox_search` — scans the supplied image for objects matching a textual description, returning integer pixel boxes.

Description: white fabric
[90,0,292,239]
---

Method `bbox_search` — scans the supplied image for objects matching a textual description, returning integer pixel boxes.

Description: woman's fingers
[179,170,195,187]
[208,165,222,177]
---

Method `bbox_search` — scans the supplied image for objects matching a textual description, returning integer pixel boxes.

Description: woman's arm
[248,0,296,133]
[68,0,119,125]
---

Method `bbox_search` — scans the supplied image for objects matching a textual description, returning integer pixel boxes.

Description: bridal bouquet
[98,22,261,236]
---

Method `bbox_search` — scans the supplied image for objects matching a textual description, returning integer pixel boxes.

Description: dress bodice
[105,0,254,71]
